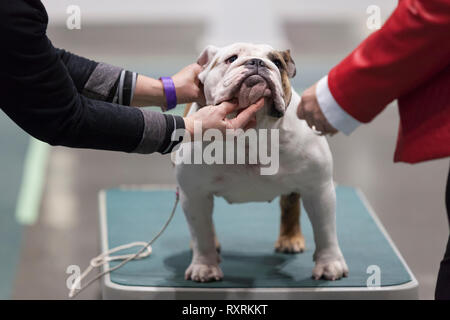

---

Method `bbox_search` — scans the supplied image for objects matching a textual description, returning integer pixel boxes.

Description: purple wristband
[160,77,177,111]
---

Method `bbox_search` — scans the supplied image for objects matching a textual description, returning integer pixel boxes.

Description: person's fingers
[183,116,194,138]
[227,98,264,129]
[243,117,257,131]
[191,63,202,73]
[303,108,315,129]
[191,64,202,82]
[218,101,239,115]
[313,118,325,134]
[297,98,314,128]
[297,101,306,120]
[329,129,338,136]
[323,121,338,135]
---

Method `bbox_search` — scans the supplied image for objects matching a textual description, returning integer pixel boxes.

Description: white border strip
[15,138,50,225]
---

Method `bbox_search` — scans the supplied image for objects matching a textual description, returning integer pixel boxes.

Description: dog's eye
[225,55,238,64]
[272,59,283,69]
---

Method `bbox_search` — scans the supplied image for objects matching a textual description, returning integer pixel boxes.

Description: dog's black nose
[245,58,265,68]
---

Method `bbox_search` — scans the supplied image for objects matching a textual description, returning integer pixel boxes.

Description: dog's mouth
[216,70,285,118]
[236,75,272,110]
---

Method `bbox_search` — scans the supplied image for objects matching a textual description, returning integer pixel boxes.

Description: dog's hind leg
[183,102,193,117]
[275,192,305,253]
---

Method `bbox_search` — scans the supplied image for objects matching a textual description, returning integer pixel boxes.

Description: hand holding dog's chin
[298,83,338,136]
[183,98,265,138]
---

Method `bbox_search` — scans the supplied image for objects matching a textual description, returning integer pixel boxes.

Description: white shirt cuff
[316,75,361,135]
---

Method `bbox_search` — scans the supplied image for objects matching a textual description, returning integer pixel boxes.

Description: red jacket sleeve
[328,0,450,123]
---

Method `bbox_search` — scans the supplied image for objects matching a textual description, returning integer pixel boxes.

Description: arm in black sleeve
[0,0,184,154]
[54,48,98,94]
[55,48,131,104]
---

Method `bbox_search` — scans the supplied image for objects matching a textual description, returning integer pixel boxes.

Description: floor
[5,23,450,300]
[0,114,29,299]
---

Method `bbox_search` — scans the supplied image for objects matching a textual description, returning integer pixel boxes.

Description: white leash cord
[69,190,180,299]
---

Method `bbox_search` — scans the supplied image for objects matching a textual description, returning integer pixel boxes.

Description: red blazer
[328,0,450,163]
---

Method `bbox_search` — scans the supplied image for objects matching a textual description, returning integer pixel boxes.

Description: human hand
[297,83,338,135]
[131,64,205,108]
[183,98,265,137]
[172,63,206,106]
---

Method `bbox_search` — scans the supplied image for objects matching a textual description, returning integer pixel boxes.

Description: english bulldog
[175,43,348,282]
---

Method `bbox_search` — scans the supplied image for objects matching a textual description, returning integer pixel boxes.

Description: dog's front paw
[312,250,349,281]
[185,263,223,282]
[275,234,305,253]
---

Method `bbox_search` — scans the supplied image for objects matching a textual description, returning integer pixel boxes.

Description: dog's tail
[183,102,193,117]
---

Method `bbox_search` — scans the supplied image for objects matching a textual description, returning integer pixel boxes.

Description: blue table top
[103,186,412,288]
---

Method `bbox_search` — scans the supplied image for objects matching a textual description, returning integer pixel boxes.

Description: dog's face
[197,43,296,117]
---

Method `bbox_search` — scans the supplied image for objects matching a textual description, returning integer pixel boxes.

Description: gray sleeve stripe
[118,70,126,105]
[162,115,177,154]
[132,109,167,154]
[83,62,122,101]
[130,72,137,104]
[112,84,119,104]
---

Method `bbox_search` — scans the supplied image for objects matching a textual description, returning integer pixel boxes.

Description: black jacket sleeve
[55,48,99,94]
[55,48,124,103]
[0,0,183,153]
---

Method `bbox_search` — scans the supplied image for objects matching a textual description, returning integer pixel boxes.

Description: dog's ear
[279,49,296,78]
[197,45,219,84]
[197,45,219,69]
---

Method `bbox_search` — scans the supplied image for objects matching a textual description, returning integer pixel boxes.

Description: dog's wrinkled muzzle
[233,58,286,117]
[237,75,272,109]
[236,73,286,118]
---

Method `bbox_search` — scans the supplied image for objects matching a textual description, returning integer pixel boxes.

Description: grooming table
[99,186,418,299]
